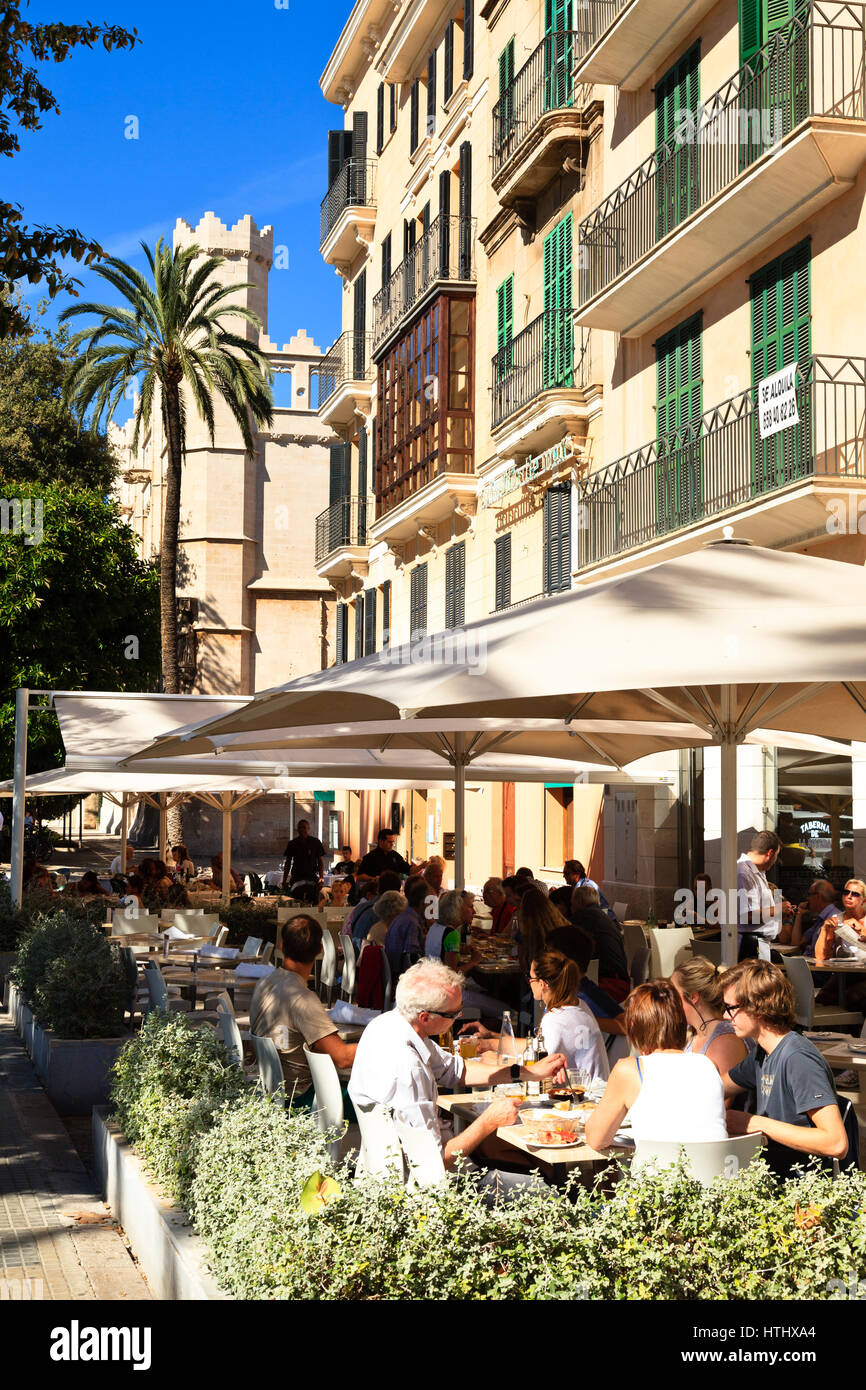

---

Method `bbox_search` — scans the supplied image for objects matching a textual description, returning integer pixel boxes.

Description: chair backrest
[199,915,222,939]
[584,958,599,984]
[213,925,229,947]
[320,929,337,990]
[381,948,393,1012]
[302,1044,344,1162]
[241,936,263,957]
[649,926,694,979]
[632,1133,765,1186]
[341,935,357,1000]
[216,995,244,1066]
[277,905,292,925]
[354,1102,405,1179]
[144,960,168,1011]
[113,909,160,936]
[693,939,722,966]
[393,1117,447,1188]
[260,943,273,964]
[612,901,628,923]
[606,1032,631,1065]
[251,1034,285,1103]
[424,922,447,960]
[622,921,648,972]
[118,946,140,1012]
[782,955,814,1029]
[630,945,650,986]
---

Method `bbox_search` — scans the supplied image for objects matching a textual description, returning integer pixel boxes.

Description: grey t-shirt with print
[729,1032,841,1178]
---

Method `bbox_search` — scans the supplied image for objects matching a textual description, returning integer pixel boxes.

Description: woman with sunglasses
[670,955,747,1077]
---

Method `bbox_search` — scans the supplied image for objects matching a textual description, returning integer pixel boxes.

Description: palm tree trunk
[161,382,183,696]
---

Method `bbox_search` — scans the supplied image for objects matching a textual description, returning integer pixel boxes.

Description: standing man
[356,827,425,885]
[281,819,326,893]
[737,831,791,959]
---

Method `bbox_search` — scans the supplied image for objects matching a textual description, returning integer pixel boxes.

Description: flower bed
[109,1014,866,1301]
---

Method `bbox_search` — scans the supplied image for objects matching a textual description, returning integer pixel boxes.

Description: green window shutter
[543,215,573,390]
[410,563,428,639]
[498,37,515,96]
[495,533,512,610]
[354,593,365,660]
[335,604,348,665]
[750,240,811,494]
[497,275,514,353]
[655,44,700,239]
[382,580,391,647]
[656,314,703,533]
[739,0,763,64]
[364,586,377,656]
[544,0,573,109]
[545,0,573,32]
[445,542,466,629]
[543,484,571,594]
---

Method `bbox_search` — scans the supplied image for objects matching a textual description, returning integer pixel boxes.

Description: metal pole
[158,793,168,864]
[222,793,232,898]
[10,687,28,908]
[78,796,83,850]
[720,685,738,967]
[454,733,466,893]
[120,794,130,875]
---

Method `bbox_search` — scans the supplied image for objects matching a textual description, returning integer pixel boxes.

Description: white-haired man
[348,958,566,1189]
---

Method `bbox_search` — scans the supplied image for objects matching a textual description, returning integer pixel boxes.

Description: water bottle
[646,904,656,930]
[497,1011,518,1066]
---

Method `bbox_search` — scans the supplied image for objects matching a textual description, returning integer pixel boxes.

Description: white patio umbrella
[121,537,866,958]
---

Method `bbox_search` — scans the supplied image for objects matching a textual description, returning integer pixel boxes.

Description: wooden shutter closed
[410,564,428,638]
[656,314,703,532]
[390,83,397,132]
[463,0,474,79]
[655,45,700,238]
[354,593,365,660]
[739,0,762,64]
[410,79,420,152]
[750,239,811,493]
[543,214,573,389]
[376,83,385,153]
[381,233,392,289]
[427,50,437,136]
[444,21,455,103]
[382,580,391,647]
[335,604,348,665]
[445,542,466,629]
[495,533,512,610]
[329,441,351,504]
[543,484,571,594]
[328,130,352,187]
[458,141,472,277]
[353,270,366,376]
[364,587,377,656]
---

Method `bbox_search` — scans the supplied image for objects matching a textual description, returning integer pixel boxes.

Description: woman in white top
[670,955,747,1076]
[530,950,609,1084]
[586,979,728,1150]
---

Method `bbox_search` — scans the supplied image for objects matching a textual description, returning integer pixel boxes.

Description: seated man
[249,915,357,1105]
[481,877,515,937]
[569,885,630,1003]
[210,853,244,895]
[789,879,839,954]
[348,958,567,1192]
[352,871,402,950]
[721,959,852,1179]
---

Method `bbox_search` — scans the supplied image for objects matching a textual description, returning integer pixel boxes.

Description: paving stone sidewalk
[0,1011,150,1301]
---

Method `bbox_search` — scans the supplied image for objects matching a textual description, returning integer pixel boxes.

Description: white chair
[382,949,393,1012]
[649,926,694,979]
[782,956,863,1030]
[585,958,599,984]
[612,901,628,923]
[251,1033,285,1104]
[341,935,358,1002]
[622,921,648,973]
[319,930,337,1005]
[631,1134,765,1186]
[424,923,447,960]
[112,909,160,936]
[393,1117,447,1188]
[171,911,209,933]
[630,945,650,986]
[216,995,244,1067]
[693,939,722,966]
[260,943,274,964]
[241,936,264,958]
[302,1044,345,1164]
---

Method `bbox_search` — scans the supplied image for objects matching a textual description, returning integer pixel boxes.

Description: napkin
[161,925,196,940]
[197,945,240,960]
[329,1001,381,1026]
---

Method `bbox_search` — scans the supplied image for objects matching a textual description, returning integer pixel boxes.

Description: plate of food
[518,1109,582,1147]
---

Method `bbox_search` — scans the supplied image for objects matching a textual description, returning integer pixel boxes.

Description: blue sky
[9,0,350,412]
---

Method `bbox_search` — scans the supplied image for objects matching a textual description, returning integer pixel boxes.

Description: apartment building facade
[316,0,866,900]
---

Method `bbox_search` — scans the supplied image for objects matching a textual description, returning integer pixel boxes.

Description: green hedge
[11,912,128,1038]
[0,882,107,952]
[110,1016,866,1300]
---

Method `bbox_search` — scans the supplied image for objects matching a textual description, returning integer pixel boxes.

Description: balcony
[492,33,596,205]
[372,214,476,356]
[577,5,866,338]
[320,159,377,269]
[491,317,599,456]
[576,356,866,577]
[369,464,477,546]
[574,0,718,91]
[316,331,374,433]
[314,494,374,579]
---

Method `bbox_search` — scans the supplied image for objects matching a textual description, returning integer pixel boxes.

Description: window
[496,274,514,379]
[444,20,455,103]
[750,239,811,494]
[544,0,574,109]
[410,564,428,639]
[427,50,437,136]
[364,586,377,656]
[410,78,420,152]
[498,37,515,137]
[542,214,573,389]
[445,541,465,629]
[381,233,392,290]
[494,532,511,610]
[463,0,474,79]
[327,129,353,189]
[376,83,385,153]
[382,580,391,647]
[543,483,571,594]
[655,313,703,533]
[335,604,348,665]
[655,44,700,239]
[354,593,365,659]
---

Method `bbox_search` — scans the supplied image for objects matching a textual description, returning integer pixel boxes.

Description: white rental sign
[758,362,799,439]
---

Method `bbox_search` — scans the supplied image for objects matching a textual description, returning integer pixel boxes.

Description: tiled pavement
[0,1011,150,1300]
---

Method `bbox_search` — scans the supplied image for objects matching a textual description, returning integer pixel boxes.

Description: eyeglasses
[722,1002,743,1019]
[844,889,863,899]
[425,1007,462,1020]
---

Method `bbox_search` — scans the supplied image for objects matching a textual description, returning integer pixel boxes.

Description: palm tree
[60,237,274,695]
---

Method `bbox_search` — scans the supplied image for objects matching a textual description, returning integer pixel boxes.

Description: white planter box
[93,1109,228,1301]
[6,984,128,1115]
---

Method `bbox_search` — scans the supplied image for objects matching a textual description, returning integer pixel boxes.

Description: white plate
[805,1031,851,1041]
[526,1137,582,1151]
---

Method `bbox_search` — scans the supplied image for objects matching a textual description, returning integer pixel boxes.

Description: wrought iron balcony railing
[577,356,866,568]
[372,213,476,351]
[316,331,374,410]
[315,494,373,566]
[492,315,595,428]
[319,159,377,248]
[492,32,580,175]
[578,3,866,303]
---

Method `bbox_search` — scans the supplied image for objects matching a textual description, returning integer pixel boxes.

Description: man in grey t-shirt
[720,960,851,1178]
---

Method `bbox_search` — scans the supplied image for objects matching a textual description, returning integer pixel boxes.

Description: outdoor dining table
[437,1093,632,1185]
[804,957,866,1008]
[806,1034,866,1098]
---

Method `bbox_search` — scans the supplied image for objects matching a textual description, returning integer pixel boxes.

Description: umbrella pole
[720,686,738,968]
[120,794,129,875]
[10,687,28,908]
[454,735,466,893]
[158,793,168,864]
[222,793,232,899]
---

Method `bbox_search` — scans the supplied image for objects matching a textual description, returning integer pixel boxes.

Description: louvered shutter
[543,485,571,593]
[739,0,762,64]
[328,130,352,187]
[382,233,392,290]
[354,593,365,660]
[390,83,397,132]
[410,564,428,639]
[655,45,700,238]
[445,542,465,629]
[376,84,385,154]
[427,51,437,136]
[495,533,512,610]
[335,604,348,665]
[410,79,420,152]
[358,427,368,541]
[382,580,391,647]
[439,169,451,274]
[543,215,573,389]
[444,21,455,103]
[458,142,472,277]
[656,314,703,533]
[463,0,474,79]
[364,587,377,655]
[751,240,810,493]
[329,441,351,504]
[353,271,367,377]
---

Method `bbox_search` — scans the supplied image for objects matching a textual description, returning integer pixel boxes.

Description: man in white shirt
[737,831,791,958]
[348,958,566,1191]
[109,846,135,878]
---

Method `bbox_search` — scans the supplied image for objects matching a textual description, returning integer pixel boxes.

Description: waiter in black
[356,828,425,884]
[281,819,326,891]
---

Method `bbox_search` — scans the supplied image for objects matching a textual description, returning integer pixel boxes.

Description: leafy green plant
[11,912,127,1037]
[110,1011,248,1205]
[0,883,107,951]
[217,902,277,948]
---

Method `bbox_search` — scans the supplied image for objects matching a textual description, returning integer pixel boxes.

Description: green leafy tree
[0,3,138,337]
[60,239,274,695]
[0,479,160,781]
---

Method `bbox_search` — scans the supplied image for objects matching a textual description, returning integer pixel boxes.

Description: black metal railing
[577,356,866,568]
[315,494,374,566]
[578,2,866,302]
[492,315,596,427]
[320,159,377,248]
[316,331,374,409]
[372,213,476,350]
[493,32,580,174]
